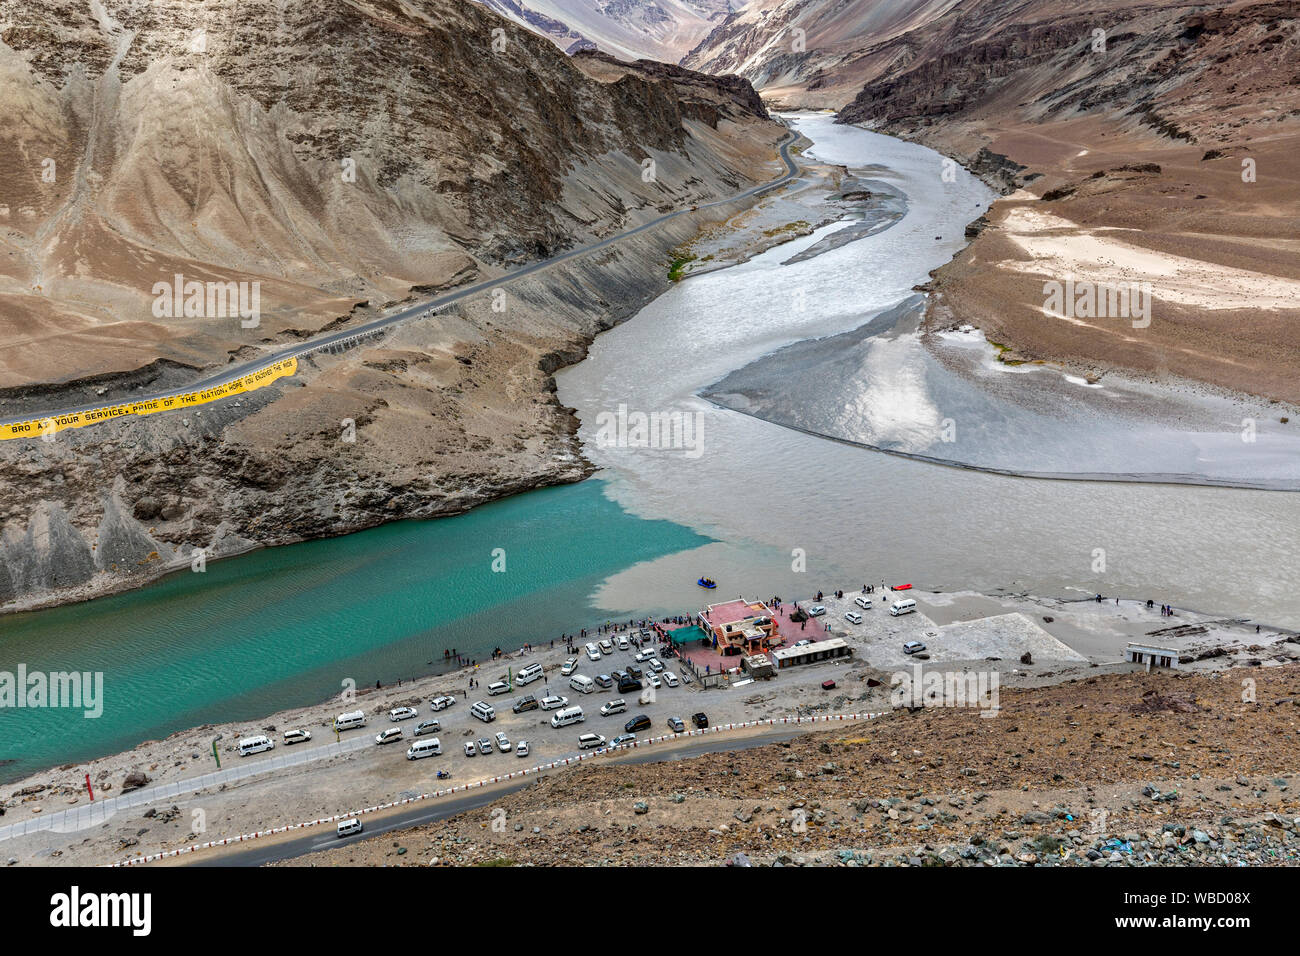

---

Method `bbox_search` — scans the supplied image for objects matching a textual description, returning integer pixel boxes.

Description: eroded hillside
[0,0,786,608]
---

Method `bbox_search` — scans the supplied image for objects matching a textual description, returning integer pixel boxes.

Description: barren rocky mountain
[681,0,960,107]
[835,0,1300,404]
[478,0,736,61]
[0,0,785,608]
[688,0,1300,406]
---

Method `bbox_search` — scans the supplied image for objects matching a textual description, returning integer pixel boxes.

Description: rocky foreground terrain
[290,664,1300,866]
[0,0,786,609]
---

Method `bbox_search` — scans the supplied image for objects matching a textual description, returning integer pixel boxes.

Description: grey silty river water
[558,113,1300,628]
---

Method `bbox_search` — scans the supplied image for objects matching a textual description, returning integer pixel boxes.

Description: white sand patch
[999,206,1300,311]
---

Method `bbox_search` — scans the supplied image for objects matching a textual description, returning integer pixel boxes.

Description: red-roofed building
[700,597,780,656]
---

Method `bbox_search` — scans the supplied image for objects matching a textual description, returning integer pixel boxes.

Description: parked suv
[624,714,652,733]
[512,695,538,714]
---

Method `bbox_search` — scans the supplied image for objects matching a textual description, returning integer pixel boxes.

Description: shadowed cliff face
[0,0,784,609]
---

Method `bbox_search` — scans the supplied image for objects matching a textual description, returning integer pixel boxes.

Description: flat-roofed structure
[1126,642,1180,670]
[772,638,852,669]
[701,597,779,656]
[741,653,775,679]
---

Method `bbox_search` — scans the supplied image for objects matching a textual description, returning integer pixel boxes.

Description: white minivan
[333,710,366,732]
[337,817,362,838]
[406,738,442,760]
[890,599,918,616]
[550,706,585,728]
[517,666,543,686]
[569,674,595,695]
[470,700,496,722]
[238,735,274,756]
[854,595,872,610]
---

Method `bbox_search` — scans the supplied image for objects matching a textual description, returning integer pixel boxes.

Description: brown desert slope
[284,664,1300,867]
[682,0,964,108]
[832,0,1300,404]
[0,0,770,386]
[0,0,786,608]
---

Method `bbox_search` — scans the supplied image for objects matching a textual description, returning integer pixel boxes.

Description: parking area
[244,633,711,782]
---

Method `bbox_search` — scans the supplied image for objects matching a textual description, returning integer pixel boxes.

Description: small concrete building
[741,653,775,679]
[771,638,853,669]
[1126,642,1180,670]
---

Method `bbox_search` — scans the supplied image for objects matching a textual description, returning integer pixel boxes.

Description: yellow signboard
[0,357,298,442]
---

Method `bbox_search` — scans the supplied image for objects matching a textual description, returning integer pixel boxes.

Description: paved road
[188,723,815,867]
[1,131,800,427]
[0,736,373,844]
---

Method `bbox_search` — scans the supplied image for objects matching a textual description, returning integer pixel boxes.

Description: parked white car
[389,707,418,722]
[282,729,312,745]
[561,658,579,676]
[539,695,569,711]
[375,727,404,745]
[616,635,630,651]
[635,648,657,663]
[516,740,530,758]
[662,672,679,688]
[487,681,511,696]
[844,610,863,625]
[807,605,826,617]
[429,695,456,711]
[495,731,511,752]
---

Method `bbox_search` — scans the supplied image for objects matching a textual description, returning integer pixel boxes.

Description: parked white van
[854,595,872,610]
[470,700,496,722]
[550,706,585,728]
[890,599,918,616]
[333,710,366,732]
[517,666,543,686]
[406,738,442,760]
[238,735,274,756]
[569,674,595,695]
[578,733,606,750]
